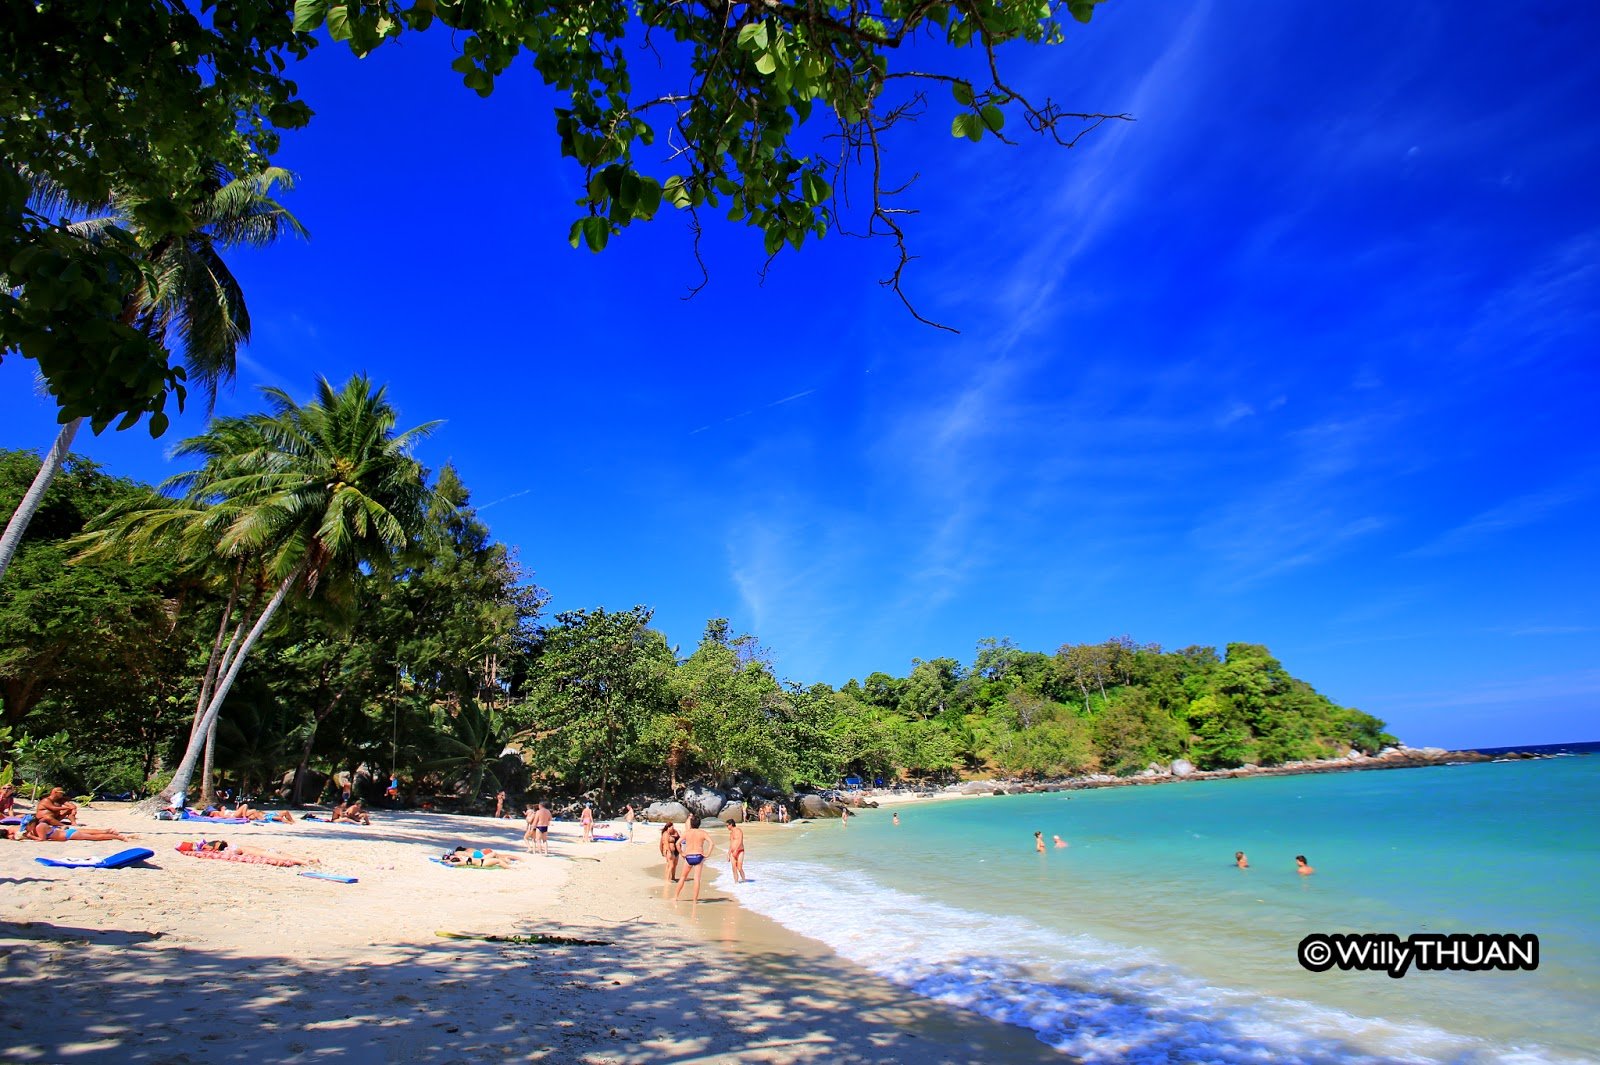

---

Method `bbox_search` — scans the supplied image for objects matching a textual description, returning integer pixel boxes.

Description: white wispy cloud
[1409,470,1600,558]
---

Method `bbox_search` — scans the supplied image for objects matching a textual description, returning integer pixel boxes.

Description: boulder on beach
[644,801,691,823]
[681,786,725,818]
[955,781,996,795]
[797,794,844,818]
[1170,759,1196,778]
[720,801,747,823]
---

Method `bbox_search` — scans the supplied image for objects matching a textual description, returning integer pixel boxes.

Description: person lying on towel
[441,846,517,868]
[12,816,133,843]
[202,803,295,823]
[178,840,316,866]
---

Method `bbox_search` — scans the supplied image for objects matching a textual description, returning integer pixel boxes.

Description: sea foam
[733,860,1587,1064]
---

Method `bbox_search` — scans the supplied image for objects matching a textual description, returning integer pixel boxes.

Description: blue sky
[5,2,1598,748]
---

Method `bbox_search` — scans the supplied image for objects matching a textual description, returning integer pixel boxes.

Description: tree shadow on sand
[0,914,1420,1065]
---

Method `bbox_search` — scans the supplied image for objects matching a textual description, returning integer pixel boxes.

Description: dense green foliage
[0,385,1393,805]
[5,0,1118,430]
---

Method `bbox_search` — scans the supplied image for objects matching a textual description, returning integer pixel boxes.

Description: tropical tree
[0,168,306,587]
[419,699,519,804]
[7,2,1119,431]
[77,374,437,806]
[523,606,675,801]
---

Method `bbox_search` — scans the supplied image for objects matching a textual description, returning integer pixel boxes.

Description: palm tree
[79,374,438,807]
[420,699,521,806]
[0,168,306,586]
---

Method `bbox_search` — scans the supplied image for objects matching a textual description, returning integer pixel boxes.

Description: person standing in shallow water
[674,814,715,901]
[1035,831,1046,853]
[660,822,681,883]
[727,819,747,883]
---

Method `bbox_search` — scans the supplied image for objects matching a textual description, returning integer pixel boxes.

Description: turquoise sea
[736,751,1600,1063]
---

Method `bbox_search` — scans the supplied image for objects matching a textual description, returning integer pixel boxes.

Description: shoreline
[844,744,1529,808]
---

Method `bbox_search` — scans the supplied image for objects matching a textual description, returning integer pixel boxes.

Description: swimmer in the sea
[1053,835,1068,849]
[1034,831,1046,853]
[1295,854,1314,875]
[1235,851,1249,868]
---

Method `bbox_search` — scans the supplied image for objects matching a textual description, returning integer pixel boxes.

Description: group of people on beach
[2,787,135,843]
[658,814,746,901]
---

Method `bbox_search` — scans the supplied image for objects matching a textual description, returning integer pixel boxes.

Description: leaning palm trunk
[200,716,219,805]
[0,418,82,585]
[162,562,303,806]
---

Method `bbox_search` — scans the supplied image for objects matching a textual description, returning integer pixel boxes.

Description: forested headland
[0,380,1393,808]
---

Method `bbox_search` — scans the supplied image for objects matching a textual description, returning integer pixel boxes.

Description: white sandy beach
[0,803,1061,1063]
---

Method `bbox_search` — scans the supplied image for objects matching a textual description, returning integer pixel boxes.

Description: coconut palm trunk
[0,418,80,585]
[163,564,302,805]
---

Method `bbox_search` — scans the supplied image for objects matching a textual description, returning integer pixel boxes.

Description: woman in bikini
[660,822,681,884]
[726,819,747,884]
[25,820,133,843]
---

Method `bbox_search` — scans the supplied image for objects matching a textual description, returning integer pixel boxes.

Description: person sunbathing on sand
[24,820,133,843]
[185,840,315,865]
[445,846,516,868]
[339,800,371,825]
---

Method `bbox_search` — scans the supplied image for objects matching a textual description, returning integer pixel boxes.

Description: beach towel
[591,834,627,842]
[299,871,357,883]
[34,847,156,869]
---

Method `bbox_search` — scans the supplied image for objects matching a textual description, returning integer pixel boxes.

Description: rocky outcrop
[720,801,747,823]
[796,794,845,818]
[1170,759,1196,778]
[681,786,725,818]
[643,801,691,823]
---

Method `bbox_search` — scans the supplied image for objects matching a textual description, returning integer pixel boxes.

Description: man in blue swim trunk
[672,814,715,903]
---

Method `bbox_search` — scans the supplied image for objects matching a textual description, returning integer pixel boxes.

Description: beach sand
[0,805,1060,1063]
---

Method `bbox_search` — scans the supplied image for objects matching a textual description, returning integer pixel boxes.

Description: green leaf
[980,104,1005,132]
[292,0,329,32]
[326,3,351,41]
[636,177,663,219]
[1067,0,1098,23]
[147,411,170,438]
[801,171,831,206]
[568,219,584,249]
[951,114,983,142]
[663,176,693,210]
[952,81,974,107]
[763,226,786,256]
[737,22,770,51]
[755,52,777,76]
[581,216,609,252]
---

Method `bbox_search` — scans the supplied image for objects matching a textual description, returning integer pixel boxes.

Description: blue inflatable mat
[299,871,357,883]
[35,847,156,869]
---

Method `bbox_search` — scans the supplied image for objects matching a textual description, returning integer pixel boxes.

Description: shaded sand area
[0,807,1061,1063]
